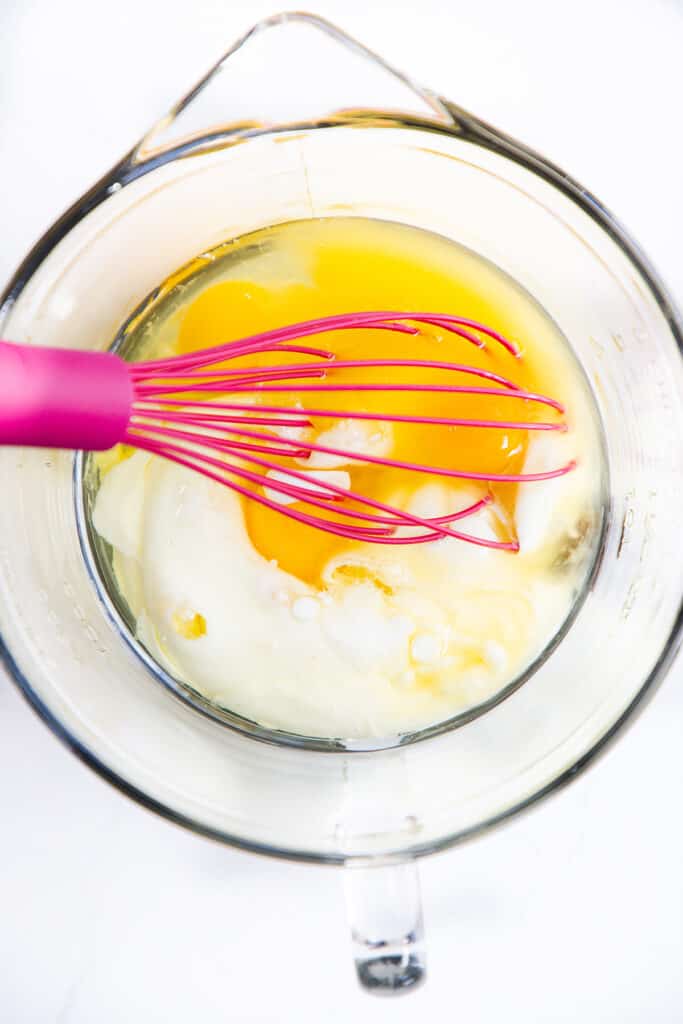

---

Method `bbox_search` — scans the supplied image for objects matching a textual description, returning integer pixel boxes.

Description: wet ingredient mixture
[91,218,604,739]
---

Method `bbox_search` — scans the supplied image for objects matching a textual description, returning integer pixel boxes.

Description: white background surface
[1,0,683,1020]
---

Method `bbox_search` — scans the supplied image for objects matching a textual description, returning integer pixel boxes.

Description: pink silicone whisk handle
[0,341,132,450]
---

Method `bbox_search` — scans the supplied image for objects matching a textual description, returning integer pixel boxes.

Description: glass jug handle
[344,861,426,994]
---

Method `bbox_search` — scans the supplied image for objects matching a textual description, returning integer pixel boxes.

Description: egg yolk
[164,219,562,585]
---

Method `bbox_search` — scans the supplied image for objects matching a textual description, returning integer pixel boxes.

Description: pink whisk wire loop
[0,312,575,549]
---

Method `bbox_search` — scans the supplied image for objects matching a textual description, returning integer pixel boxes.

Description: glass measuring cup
[1,13,681,994]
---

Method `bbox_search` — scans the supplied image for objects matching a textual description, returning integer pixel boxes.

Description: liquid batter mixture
[89,218,604,739]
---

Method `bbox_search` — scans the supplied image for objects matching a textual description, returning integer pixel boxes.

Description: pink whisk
[0,312,574,549]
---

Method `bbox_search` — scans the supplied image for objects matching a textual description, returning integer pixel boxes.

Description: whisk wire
[122,312,573,548]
